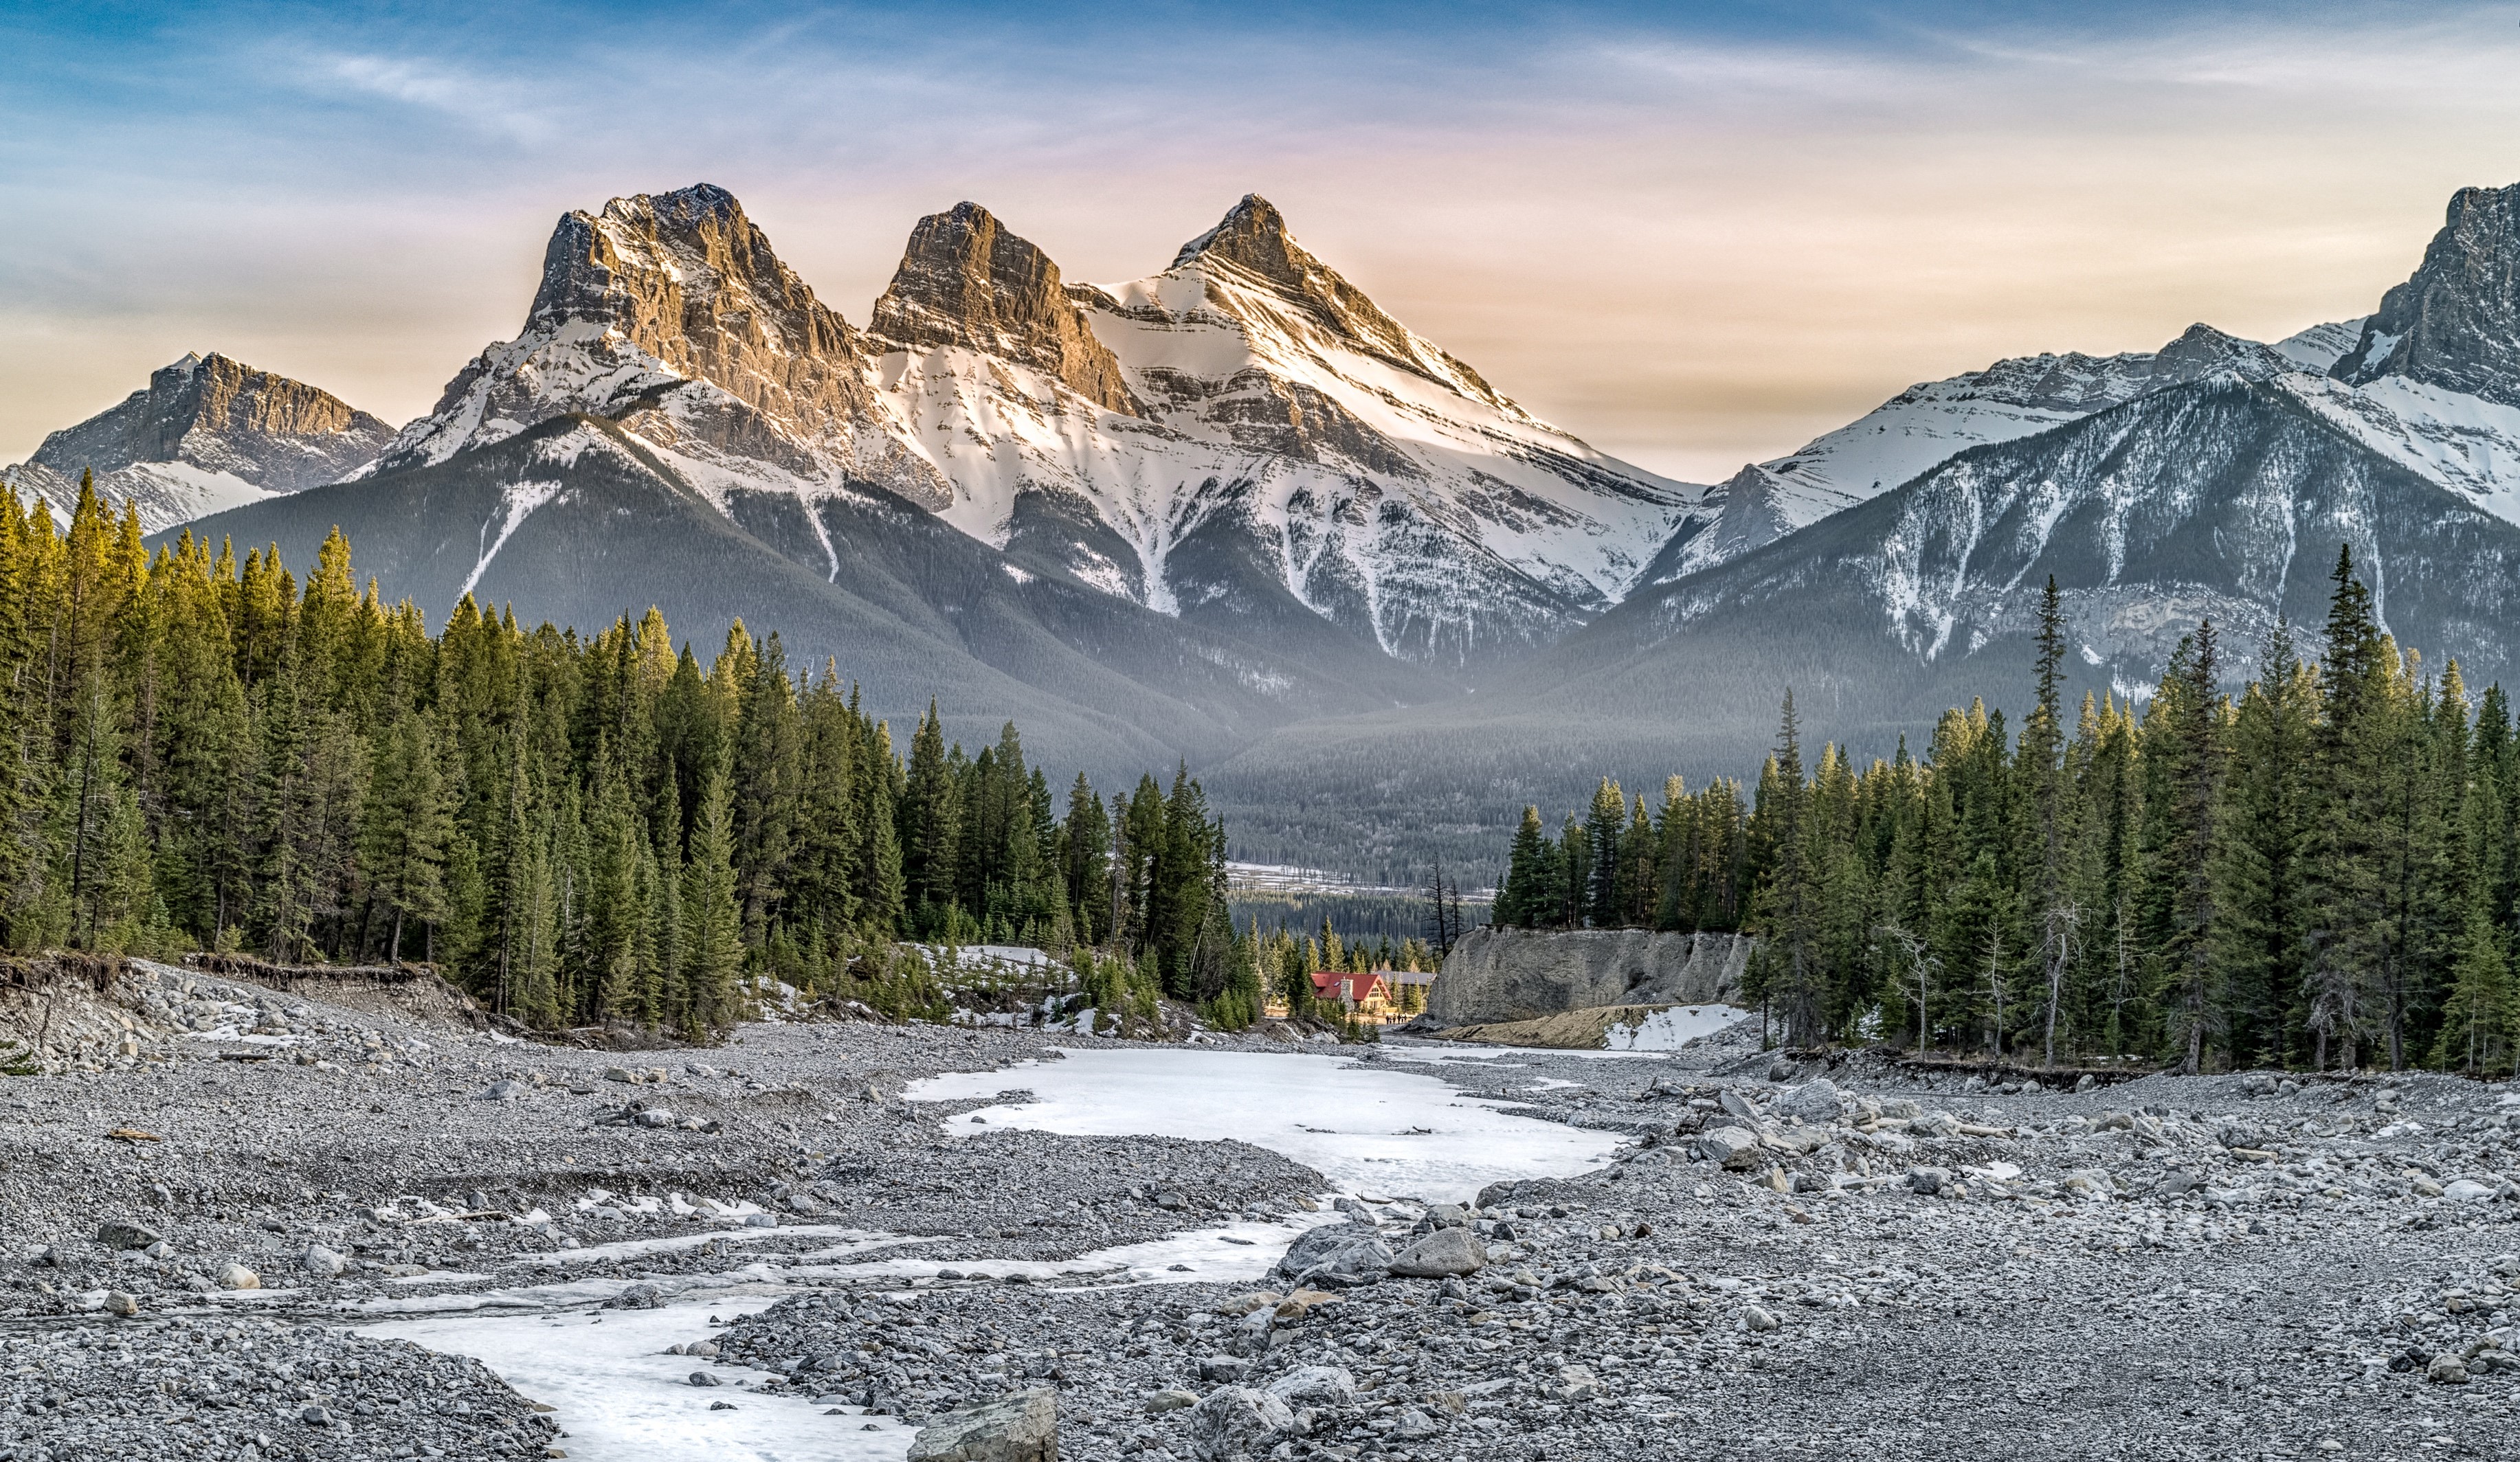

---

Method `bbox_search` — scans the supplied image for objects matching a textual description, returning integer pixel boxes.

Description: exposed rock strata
[1429,926,1752,1026]
[871,201,1141,414]
[2335,181,2520,406]
[3,352,391,530]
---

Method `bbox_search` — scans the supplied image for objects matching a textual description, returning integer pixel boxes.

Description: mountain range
[12,178,2520,873]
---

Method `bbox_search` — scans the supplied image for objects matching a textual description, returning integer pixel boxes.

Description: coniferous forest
[1494,549,2520,1078]
[1,481,1268,1034]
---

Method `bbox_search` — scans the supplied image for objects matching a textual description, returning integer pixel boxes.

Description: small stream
[359,1044,1629,1461]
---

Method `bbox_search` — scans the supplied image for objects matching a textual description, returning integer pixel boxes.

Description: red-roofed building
[1311,970,1388,1010]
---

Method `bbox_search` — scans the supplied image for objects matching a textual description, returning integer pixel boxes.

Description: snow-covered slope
[3,352,392,531]
[865,196,1701,665]
[1660,324,2308,576]
[1663,183,2520,575]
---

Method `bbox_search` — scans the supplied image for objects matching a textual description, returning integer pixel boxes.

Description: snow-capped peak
[2,351,391,531]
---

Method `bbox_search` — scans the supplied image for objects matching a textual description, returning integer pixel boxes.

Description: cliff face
[1429,926,1753,1026]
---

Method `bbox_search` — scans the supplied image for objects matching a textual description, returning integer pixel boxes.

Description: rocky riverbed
[4,961,2519,1461]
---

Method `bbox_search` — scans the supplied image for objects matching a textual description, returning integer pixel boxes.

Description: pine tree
[679,761,744,1035]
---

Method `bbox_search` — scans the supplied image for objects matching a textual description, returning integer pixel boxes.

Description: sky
[5,0,2520,484]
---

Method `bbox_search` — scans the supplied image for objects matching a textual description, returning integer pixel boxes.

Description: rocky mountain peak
[2333,181,2520,406]
[1163,194,1516,413]
[2150,322,2294,381]
[374,181,950,505]
[868,202,1140,414]
[524,181,878,439]
[3,351,391,530]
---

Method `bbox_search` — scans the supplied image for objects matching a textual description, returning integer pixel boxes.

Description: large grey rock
[1387,1226,1488,1279]
[94,1219,161,1251]
[1189,1386,1295,1461]
[1772,1079,1842,1123]
[1266,1365,1358,1406]
[1272,1222,1391,1288]
[908,1387,1058,1461]
[1429,927,1754,1026]
[1690,1125,1761,1169]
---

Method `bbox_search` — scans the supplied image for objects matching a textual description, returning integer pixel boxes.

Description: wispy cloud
[316,52,554,142]
[4,1,2520,483]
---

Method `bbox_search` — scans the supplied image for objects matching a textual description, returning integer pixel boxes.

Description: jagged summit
[1157,194,1517,414]
[1169,194,1297,278]
[1,351,390,530]
[868,202,1140,414]
[372,181,942,508]
[2333,181,2520,406]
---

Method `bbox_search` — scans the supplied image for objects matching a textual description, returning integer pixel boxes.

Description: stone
[908,1387,1058,1461]
[603,1066,638,1083]
[477,1079,528,1101]
[1772,1079,1842,1123]
[689,1372,722,1387]
[1145,1388,1199,1413]
[1271,1223,1391,1287]
[1718,1090,1761,1121]
[1264,1365,1358,1406]
[1395,1406,1440,1440]
[102,1290,139,1317]
[1690,1125,1761,1169]
[1546,1364,1605,1401]
[2444,1179,2495,1202]
[95,1218,162,1250]
[1387,1227,1487,1278]
[1154,1191,1189,1211]
[1188,1386,1295,1461]
[304,1244,348,1278]
[1907,1167,1952,1195]
[1743,1305,1780,1332]
[2427,1352,2470,1385]
[216,1262,260,1290]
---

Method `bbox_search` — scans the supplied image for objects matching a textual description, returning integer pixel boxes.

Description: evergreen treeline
[1493,552,2520,1077]
[1,481,1264,1034]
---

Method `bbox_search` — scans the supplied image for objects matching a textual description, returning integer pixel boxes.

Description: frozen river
[906,1045,1624,1204]
[360,1042,1626,1462]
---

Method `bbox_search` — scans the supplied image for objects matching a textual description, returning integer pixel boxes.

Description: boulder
[1906,1167,1953,1195]
[1387,1227,1487,1279]
[216,1262,260,1290]
[1266,1365,1358,1406]
[907,1387,1058,1461]
[95,1219,162,1251]
[303,1244,347,1278]
[1690,1126,1761,1169]
[1189,1386,1295,1461]
[1772,1079,1842,1123]
[1271,1223,1390,1288]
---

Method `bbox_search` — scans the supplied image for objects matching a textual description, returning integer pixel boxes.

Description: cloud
[5,1,2520,484]
[311,51,554,142]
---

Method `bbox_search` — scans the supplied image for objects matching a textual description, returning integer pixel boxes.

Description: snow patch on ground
[367,1297,919,1462]
[906,1046,1620,1203]
[1605,1004,1754,1050]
